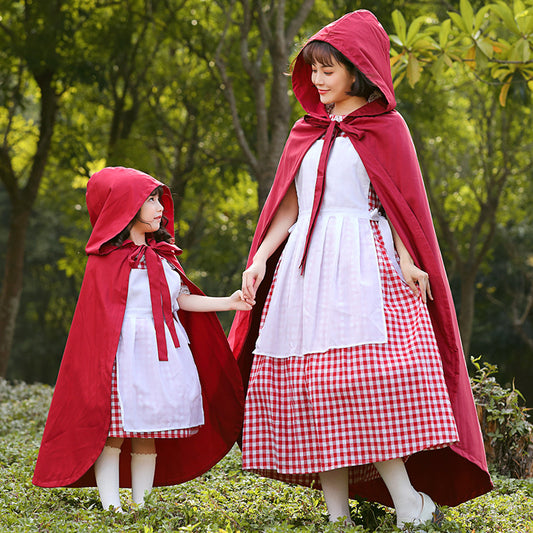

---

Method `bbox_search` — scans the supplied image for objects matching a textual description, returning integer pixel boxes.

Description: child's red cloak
[229,10,492,506]
[33,167,244,488]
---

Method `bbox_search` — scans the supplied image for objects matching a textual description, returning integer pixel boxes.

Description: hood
[292,10,396,116]
[85,166,175,255]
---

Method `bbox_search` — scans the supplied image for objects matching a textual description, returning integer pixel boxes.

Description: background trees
[0,0,83,377]
[390,0,533,390]
[1,0,532,400]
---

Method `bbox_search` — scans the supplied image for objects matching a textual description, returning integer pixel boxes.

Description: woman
[229,10,491,529]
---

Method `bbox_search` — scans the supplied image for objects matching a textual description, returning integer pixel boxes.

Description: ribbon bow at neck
[128,241,182,361]
[299,114,365,273]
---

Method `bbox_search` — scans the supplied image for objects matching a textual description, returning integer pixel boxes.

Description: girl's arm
[178,290,253,312]
[389,221,433,304]
[242,182,298,301]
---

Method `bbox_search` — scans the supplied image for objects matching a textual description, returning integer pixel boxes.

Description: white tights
[94,445,157,511]
[373,458,422,524]
[94,446,122,511]
[319,459,422,525]
[131,452,157,505]
[319,468,353,524]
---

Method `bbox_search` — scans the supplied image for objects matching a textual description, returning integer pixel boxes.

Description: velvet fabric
[228,10,492,506]
[33,167,244,488]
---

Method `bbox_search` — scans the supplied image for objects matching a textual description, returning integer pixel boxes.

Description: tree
[0,1,71,376]
[413,80,531,354]
[184,0,317,206]
[390,0,533,353]
[3,0,533,387]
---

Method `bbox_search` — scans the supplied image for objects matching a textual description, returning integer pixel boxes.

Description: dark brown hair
[302,40,381,101]
[106,185,172,247]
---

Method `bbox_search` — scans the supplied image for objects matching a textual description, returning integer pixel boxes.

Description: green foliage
[390,0,533,104]
[470,217,533,400]
[176,169,258,332]
[471,356,533,478]
[1,379,533,532]
[1,0,533,417]
[447,472,533,532]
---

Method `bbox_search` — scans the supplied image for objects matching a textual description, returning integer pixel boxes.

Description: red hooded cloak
[33,167,244,488]
[229,10,492,506]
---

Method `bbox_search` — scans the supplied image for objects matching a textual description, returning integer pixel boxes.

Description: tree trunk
[0,73,57,377]
[255,43,293,207]
[211,0,315,209]
[458,270,477,357]
[0,207,31,376]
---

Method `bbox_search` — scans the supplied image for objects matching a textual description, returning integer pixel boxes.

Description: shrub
[470,356,533,478]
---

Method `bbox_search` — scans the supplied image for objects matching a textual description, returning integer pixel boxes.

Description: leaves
[493,2,522,35]
[390,10,437,87]
[406,53,421,87]
[391,0,533,103]
[471,356,533,478]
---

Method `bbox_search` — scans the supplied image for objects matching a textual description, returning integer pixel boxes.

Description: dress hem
[242,440,458,475]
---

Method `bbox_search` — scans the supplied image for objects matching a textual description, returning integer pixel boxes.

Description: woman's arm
[178,290,253,312]
[242,182,298,301]
[389,220,433,304]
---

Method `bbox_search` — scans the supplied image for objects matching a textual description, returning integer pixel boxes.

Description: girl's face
[311,59,362,115]
[129,192,164,244]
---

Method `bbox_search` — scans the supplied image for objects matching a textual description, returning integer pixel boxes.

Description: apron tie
[128,241,182,361]
[299,114,365,273]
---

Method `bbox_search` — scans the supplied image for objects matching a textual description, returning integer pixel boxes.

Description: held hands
[229,290,255,311]
[242,259,266,302]
[400,256,433,304]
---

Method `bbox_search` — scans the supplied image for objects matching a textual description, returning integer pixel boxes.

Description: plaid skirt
[242,219,459,486]
[108,363,200,439]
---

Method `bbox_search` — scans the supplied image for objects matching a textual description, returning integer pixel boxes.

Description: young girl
[33,166,251,511]
[229,10,492,529]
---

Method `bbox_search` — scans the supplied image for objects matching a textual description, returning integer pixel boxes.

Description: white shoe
[398,492,444,530]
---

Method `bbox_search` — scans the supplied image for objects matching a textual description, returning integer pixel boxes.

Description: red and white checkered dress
[241,133,459,486]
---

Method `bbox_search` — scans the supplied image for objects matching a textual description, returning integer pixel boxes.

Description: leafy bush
[470,356,533,478]
[0,378,532,531]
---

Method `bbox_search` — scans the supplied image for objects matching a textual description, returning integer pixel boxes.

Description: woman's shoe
[398,492,444,530]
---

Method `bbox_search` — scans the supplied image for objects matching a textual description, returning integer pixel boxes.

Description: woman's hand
[400,257,433,304]
[388,219,433,304]
[239,182,297,303]
[242,259,266,302]
[229,290,254,311]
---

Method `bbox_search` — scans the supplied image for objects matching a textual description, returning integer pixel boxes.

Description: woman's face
[311,58,360,114]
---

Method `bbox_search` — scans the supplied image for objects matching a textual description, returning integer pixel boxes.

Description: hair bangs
[151,185,164,198]
[301,39,383,102]
[302,41,340,67]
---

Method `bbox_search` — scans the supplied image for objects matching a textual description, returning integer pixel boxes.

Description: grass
[1,379,533,532]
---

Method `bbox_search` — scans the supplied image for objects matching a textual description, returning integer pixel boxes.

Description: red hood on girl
[229,10,491,506]
[33,167,244,488]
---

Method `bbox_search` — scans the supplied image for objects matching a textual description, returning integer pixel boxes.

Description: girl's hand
[242,260,266,302]
[229,290,254,311]
[400,258,433,304]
